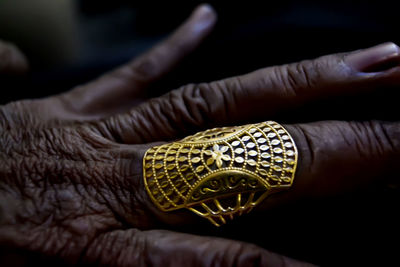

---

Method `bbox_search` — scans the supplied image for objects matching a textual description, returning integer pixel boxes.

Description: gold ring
[143,121,298,226]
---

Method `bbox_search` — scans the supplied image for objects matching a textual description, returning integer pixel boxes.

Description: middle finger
[100,43,400,144]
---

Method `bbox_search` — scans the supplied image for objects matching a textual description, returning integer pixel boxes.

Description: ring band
[143,121,298,226]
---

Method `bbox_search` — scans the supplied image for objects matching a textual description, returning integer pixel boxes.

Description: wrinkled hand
[1,4,400,266]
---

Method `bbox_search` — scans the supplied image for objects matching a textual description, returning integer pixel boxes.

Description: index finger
[56,4,217,118]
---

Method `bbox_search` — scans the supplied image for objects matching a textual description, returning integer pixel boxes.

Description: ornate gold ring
[143,121,298,226]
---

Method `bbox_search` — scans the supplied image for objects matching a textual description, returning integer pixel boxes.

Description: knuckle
[286,124,317,175]
[158,83,212,129]
[279,54,343,98]
[346,121,397,162]
[360,121,397,156]
[165,37,191,56]
[379,122,400,154]
[1,99,48,129]
[280,59,320,97]
[129,54,159,82]
[166,83,204,126]
[220,76,245,113]
[105,82,214,143]
[188,82,219,124]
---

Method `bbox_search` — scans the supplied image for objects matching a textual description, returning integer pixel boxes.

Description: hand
[1,4,400,265]
[0,5,310,266]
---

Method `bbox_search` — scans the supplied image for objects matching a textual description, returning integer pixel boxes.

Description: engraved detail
[143,121,298,226]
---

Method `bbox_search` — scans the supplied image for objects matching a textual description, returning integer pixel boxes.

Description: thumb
[83,229,315,266]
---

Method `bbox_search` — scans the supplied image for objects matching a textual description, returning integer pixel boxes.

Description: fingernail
[194,4,215,18]
[190,4,217,32]
[345,42,400,72]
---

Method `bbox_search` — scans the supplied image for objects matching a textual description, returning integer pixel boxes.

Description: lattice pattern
[143,121,298,226]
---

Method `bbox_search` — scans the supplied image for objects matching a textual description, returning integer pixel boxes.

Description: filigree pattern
[143,121,298,226]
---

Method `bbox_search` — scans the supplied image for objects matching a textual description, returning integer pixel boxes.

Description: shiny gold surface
[143,121,298,226]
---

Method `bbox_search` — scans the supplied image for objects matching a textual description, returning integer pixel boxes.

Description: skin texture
[1,4,400,266]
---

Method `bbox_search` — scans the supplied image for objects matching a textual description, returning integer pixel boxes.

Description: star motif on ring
[204,144,231,168]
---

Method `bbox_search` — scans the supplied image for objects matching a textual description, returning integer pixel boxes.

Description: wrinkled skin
[1,5,400,266]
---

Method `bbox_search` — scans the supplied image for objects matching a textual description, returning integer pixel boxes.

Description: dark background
[1,1,400,266]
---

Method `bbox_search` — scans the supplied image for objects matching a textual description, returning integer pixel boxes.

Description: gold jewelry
[143,121,298,226]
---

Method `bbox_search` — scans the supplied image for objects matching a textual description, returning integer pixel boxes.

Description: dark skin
[1,4,400,266]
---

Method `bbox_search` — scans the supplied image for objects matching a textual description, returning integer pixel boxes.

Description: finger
[0,40,29,75]
[83,229,314,266]
[100,42,400,143]
[260,120,399,210]
[57,4,217,119]
[111,120,399,229]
